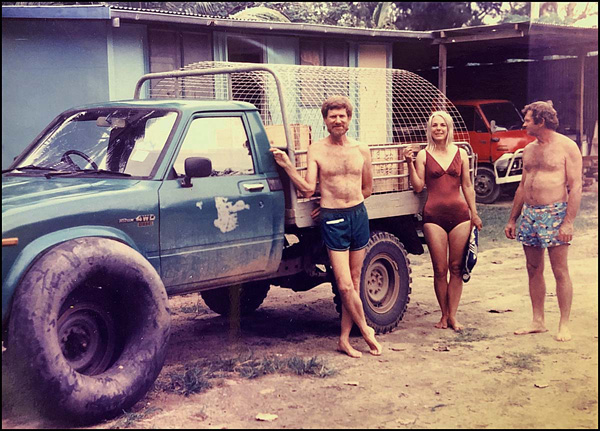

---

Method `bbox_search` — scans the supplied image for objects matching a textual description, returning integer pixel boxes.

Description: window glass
[474,112,488,133]
[480,102,524,131]
[455,106,475,131]
[18,109,177,177]
[174,117,254,177]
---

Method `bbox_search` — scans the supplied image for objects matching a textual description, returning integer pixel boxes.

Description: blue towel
[462,227,479,283]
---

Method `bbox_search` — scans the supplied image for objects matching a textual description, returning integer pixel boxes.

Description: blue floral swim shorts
[517,202,569,248]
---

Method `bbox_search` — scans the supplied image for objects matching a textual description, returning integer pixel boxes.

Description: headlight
[495,155,511,175]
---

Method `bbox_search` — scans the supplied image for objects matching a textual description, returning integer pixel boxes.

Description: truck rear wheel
[332,231,412,334]
[475,166,501,204]
[5,237,171,424]
[201,281,270,317]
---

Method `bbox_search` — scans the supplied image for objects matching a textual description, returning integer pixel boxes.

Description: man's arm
[558,138,583,242]
[270,146,318,198]
[504,152,528,239]
[360,143,373,199]
[459,148,483,230]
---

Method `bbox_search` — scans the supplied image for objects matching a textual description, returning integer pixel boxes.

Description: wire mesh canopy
[146,61,469,147]
[143,61,473,197]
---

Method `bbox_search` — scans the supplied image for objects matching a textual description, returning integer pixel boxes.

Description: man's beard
[329,125,348,138]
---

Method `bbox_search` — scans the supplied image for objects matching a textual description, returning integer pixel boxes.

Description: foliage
[4,1,596,29]
[390,2,503,30]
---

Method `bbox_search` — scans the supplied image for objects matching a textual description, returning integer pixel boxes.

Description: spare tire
[6,237,171,424]
[332,231,412,334]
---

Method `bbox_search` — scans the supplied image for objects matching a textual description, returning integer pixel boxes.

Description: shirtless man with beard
[270,95,382,358]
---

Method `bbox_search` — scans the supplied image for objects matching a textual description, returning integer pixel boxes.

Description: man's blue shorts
[517,202,569,248]
[320,202,370,252]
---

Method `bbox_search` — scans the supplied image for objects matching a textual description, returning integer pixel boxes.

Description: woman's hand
[472,213,483,231]
[402,147,414,163]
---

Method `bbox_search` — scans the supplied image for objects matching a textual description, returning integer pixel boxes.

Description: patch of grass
[487,351,541,373]
[178,304,202,314]
[108,406,162,429]
[154,352,337,396]
[452,327,493,343]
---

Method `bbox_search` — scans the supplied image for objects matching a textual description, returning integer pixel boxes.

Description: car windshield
[14,109,178,177]
[480,102,524,131]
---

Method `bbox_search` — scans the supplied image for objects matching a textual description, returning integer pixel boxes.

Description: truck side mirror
[181,157,212,188]
[490,120,497,134]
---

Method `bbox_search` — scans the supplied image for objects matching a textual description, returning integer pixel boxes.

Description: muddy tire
[201,281,270,317]
[332,231,412,334]
[474,166,501,204]
[6,237,171,424]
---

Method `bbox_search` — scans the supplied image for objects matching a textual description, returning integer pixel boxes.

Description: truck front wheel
[475,166,501,204]
[5,237,171,424]
[332,231,412,334]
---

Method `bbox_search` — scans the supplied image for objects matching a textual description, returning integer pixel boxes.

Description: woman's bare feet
[514,322,548,335]
[434,317,448,329]
[337,339,362,358]
[363,327,382,356]
[447,316,464,332]
[555,324,571,342]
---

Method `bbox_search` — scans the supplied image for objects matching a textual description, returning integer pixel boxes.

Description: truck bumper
[494,149,524,185]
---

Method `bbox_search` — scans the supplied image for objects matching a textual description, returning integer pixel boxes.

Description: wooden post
[438,43,447,96]
[577,51,586,154]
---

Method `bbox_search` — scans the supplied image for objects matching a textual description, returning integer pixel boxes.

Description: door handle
[243,183,264,192]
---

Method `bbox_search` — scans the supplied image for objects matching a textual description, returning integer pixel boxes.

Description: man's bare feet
[363,327,382,356]
[337,340,362,358]
[514,323,548,335]
[555,325,571,342]
[447,317,464,332]
[434,317,448,329]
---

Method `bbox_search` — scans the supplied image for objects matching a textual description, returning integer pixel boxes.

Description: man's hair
[321,95,353,119]
[522,100,559,131]
[426,110,454,149]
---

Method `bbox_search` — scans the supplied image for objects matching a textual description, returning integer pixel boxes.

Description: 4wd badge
[119,214,155,227]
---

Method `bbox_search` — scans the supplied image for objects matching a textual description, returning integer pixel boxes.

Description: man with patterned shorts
[505,101,583,342]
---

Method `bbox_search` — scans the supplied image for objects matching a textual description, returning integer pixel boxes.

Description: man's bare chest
[317,146,364,177]
[524,148,565,173]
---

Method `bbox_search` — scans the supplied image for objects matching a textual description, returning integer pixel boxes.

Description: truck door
[456,105,492,162]
[158,113,280,289]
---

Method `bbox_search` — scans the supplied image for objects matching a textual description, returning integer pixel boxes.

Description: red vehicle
[452,99,535,203]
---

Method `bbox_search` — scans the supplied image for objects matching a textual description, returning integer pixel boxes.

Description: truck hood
[2,175,142,212]
[493,130,535,152]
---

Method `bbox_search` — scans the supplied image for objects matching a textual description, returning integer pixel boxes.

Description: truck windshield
[480,102,524,131]
[15,109,178,178]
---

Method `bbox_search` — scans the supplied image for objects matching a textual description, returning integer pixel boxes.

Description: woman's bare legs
[423,223,450,328]
[446,221,471,331]
[424,221,471,330]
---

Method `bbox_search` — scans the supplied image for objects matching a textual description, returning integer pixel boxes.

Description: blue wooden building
[2,4,597,167]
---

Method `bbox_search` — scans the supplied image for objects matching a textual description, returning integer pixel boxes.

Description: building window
[148,29,212,97]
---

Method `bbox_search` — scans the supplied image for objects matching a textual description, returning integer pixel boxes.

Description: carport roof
[2,4,598,66]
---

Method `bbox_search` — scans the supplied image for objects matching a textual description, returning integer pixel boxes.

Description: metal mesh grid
[146,61,471,195]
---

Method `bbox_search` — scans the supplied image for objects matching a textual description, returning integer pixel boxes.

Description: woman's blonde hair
[426,110,454,150]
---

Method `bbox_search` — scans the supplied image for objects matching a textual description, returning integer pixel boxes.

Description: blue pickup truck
[2,63,474,423]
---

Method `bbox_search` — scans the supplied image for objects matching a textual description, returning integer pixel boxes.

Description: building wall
[108,23,148,101]
[2,19,111,168]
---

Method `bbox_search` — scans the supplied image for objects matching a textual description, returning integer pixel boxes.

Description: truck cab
[452,99,535,203]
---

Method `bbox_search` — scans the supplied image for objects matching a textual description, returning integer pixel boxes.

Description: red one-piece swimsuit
[422,148,471,233]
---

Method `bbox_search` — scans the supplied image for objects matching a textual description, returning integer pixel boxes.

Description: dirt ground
[2,195,598,429]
